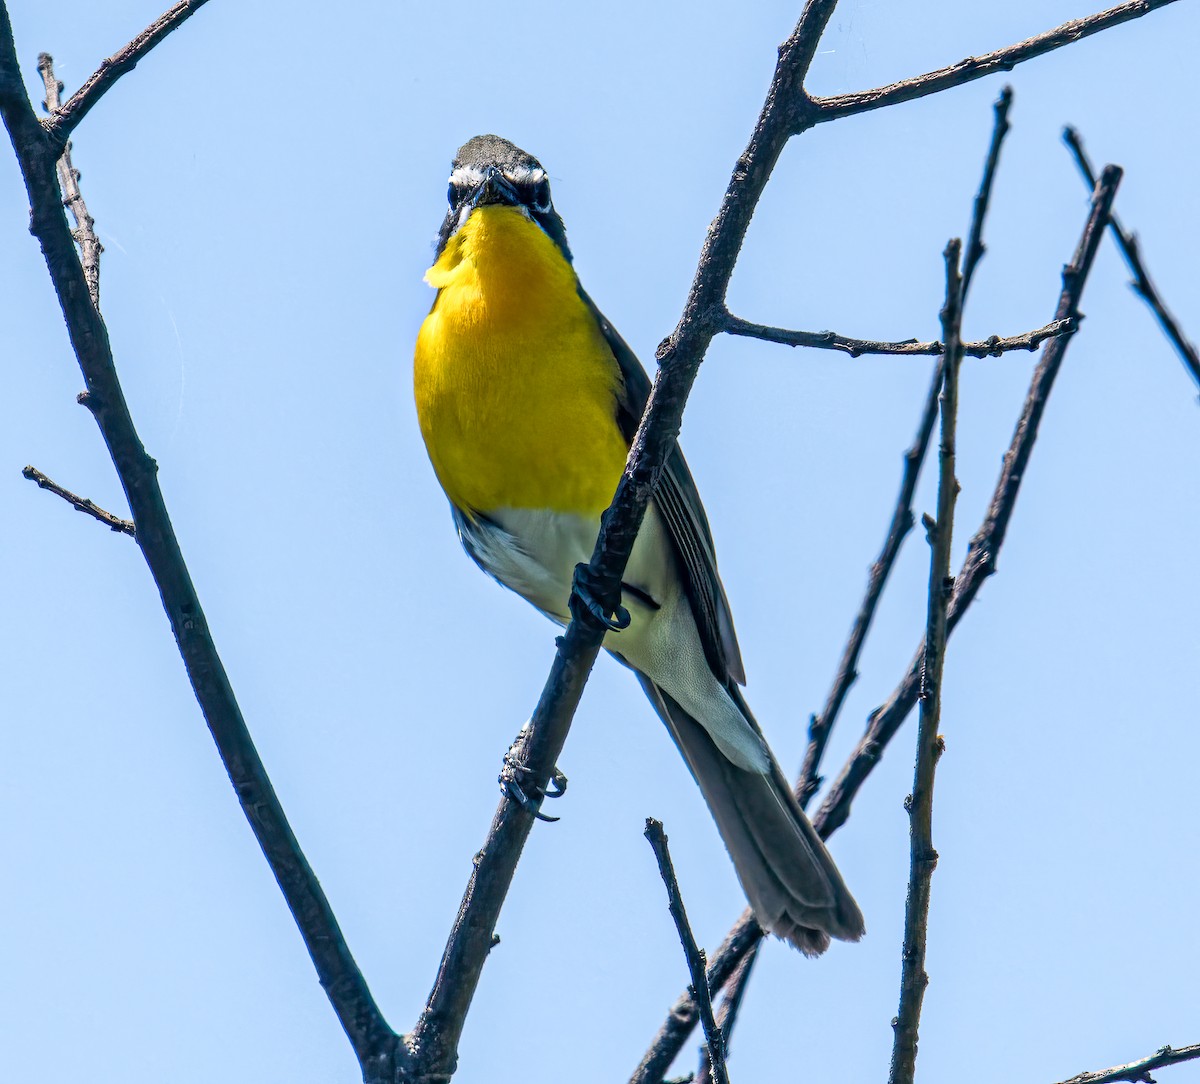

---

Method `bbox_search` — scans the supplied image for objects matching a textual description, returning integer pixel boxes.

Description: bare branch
[1063,127,1200,395]
[43,0,211,148]
[644,820,728,1084]
[706,93,1016,1064]
[722,312,1072,358]
[407,653,606,1076]
[630,913,762,1084]
[962,87,1013,294]
[798,79,1012,826]
[888,239,963,1084]
[795,360,936,813]
[411,5,849,1079]
[698,947,758,1084]
[1054,1043,1200,1084]
[22,465,134,535]
[816,165,1122,840]
[810,0,1182,123]
[632,163,1124,1084]
[36,54,102,306]
[0,12,397,1075]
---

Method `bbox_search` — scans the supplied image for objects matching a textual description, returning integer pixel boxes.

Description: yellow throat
[414,205,629,517]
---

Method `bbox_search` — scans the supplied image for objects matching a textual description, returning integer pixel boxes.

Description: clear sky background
[2,2,1197,1082]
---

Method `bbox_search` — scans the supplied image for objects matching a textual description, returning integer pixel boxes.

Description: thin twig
[796,86,1014,810]
[409,5,848,1079]
[698,949,757,1084]
[722,312,1072,358]
[22,465,135,535]
[631,913,764,1084]
[631,164,1124,1084]
[962,87,1013,295]
[816,165,1122,838]
[36,54,102,307]
[43,0,211,148]
[793,357,937,811]
[644,820,729,1084]
[807,0,1182,124]
[887,239,963,1084]
[714,91,1014,1062]
[0,13,399,1079]
[1063,127,1200,395]
[1054,1042,1200,1084]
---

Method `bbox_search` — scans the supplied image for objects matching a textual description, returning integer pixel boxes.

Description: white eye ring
[531,177,551,214]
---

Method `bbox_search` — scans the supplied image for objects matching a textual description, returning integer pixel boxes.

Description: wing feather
[580,289,746,685]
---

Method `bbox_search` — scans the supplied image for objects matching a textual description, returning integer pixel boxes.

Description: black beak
[469,165,520,208]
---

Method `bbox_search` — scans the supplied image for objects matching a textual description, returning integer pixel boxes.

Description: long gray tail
[639,677,864,955]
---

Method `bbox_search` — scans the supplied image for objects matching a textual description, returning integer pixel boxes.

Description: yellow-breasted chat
[413,134,863,954]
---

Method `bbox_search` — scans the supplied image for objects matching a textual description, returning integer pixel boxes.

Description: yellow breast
[414,205,629,516]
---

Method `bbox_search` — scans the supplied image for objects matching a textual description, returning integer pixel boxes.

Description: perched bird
[413,134,864,954]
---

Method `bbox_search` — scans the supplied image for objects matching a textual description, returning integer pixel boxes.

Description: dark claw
[503,776,560,822]
[545,767,568,799]
[500,743,565,822]
[570,562,631,631]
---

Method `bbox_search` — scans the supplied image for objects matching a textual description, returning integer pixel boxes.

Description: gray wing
[580,289,746,686]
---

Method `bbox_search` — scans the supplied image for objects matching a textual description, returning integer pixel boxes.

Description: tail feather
[638,677,864,955]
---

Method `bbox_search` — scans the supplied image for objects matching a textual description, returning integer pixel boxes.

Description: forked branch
[797,85,1013,809]
[2,0,1176,1081]
[631,164,1124,1084]
[0,10,397,1075]
[409,3,853,1078]
[42,0,212,147]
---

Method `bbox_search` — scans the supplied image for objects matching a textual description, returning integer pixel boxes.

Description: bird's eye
[447,182,459,208]
[530,177,551,214]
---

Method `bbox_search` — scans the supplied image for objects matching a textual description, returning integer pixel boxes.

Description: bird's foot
[500,733,567,823]
[569,562,631,632]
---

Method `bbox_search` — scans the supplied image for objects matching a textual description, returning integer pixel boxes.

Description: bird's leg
[499,721,568,822]
[570,562,631,632]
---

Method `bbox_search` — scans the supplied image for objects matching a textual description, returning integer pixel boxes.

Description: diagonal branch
[37,54,102,306]
[0,10,397,1076]
[43,0,211,148]
[630,911,764,1084]
[887,239,963,1084]
[798,80,1012,830]
[722,312,1071,359]
[698,949,757,1084]
[644,820,729,1084]
[809,0,1181,124]
[631,163,1124,1084]
[22,465,135,535]
[816,164,1122,839]
[1063,127,1200,394]
[1054,1042,1200,1084]
[701,90,1017,1064]
[962,87,1012,296]
[406,4,849,1081]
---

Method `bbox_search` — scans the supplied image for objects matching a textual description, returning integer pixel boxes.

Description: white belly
[469,503,768,772]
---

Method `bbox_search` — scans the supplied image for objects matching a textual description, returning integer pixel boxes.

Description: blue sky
[2,2,1198,1082]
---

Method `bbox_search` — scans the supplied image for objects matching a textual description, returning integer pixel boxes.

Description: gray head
[435,134,571,261]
